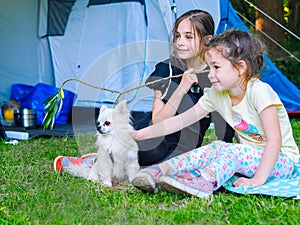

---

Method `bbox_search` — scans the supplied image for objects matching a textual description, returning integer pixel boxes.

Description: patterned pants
[159,140,295,190]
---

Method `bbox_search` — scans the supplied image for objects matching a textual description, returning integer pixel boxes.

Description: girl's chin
[212,84,224,91]
[176,53,192,59]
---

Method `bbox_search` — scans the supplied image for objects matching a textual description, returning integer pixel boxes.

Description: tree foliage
[230,0,300,87]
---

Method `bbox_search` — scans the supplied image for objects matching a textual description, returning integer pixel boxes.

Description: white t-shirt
[199,78,299,163]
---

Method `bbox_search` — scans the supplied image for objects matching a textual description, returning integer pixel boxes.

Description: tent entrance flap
[48,0,76,36]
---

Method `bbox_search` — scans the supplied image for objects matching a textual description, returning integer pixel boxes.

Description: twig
[115,69,209,103]
[42,70,209,129]
[60,78,121,94]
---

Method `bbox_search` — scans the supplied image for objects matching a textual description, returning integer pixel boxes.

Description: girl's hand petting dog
[131,130,145,141]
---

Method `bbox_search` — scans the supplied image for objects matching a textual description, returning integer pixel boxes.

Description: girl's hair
[172,10,215,61]
[205,29,264,83]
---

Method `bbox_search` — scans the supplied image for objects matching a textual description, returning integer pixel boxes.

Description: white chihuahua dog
[88,101,140,187]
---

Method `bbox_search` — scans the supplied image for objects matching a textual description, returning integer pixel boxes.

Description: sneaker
[158,175,214,199]
[80,153,97,160]
[53,154,97,173]
[54,156,66,172]
[131,165,162,193]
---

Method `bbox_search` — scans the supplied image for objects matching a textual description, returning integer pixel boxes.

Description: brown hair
[172,10,215,60]
[205,29,264,85]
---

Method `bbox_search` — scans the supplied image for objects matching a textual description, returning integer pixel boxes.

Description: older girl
[137,9,234,166]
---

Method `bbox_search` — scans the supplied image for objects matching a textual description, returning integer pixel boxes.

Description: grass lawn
[1,119,300,225]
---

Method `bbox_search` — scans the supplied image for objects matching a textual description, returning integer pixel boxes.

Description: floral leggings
[159,140,295,190]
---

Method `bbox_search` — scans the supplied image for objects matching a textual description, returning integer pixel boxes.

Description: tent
[1,0,299,115]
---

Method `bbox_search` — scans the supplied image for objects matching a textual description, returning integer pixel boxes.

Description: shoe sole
[53,156,64,172]
[159,176,210,199]
[132,172,157,193]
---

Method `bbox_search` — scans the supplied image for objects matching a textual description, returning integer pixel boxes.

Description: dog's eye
[104,121,111,126]
[96,121,100,126]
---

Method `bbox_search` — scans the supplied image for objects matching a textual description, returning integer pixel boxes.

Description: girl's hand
[131,130,141,141]
[232,177,261,187]
[179,68,198,93]
[131,129,153,141]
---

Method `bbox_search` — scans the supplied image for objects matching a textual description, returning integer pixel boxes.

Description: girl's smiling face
[205,48,243,92]
[174,18,201,60]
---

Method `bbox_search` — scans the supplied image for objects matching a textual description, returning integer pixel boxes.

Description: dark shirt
[144,58,211,155]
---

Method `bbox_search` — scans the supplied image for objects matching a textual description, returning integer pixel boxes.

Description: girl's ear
[237,60,247,76]
[206,35,213,40]
[203,35,213,45]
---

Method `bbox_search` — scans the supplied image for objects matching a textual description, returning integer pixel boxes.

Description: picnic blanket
[224,164,300,199]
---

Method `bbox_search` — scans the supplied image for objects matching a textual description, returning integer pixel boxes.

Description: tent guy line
[235,10,300,64]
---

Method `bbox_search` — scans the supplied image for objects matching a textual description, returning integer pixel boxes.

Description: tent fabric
[47,0,221,111]
[0,0,299,114]
[47,0,76,36]
[0,0,54,104]
[88,0,145,6]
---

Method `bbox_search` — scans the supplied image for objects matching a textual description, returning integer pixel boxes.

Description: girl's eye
[214,65,220,69]
[186,35,194,39]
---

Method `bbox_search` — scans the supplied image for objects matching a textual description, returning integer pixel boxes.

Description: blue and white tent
[0,0,299,114]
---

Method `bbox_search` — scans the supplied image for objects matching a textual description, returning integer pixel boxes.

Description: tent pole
[171,0,177,20]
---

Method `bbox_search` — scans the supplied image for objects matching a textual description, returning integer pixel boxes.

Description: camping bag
[11,83,76,125]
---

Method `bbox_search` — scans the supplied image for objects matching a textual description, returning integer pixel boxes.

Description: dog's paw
[101,180,113,188]
[87,172,100,182]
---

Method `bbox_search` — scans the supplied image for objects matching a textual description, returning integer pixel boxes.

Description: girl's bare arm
[152,69,198,124]
[133,101,209,141]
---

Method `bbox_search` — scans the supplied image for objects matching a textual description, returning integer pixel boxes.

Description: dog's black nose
[96,125,102,132]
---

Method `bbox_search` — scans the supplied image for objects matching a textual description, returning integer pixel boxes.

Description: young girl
[131,29,299,198]
[137,9,235,166]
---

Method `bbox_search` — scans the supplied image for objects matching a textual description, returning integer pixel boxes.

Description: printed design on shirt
[234,115,263,143]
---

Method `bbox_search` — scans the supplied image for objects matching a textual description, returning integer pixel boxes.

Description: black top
[145,58,211,153]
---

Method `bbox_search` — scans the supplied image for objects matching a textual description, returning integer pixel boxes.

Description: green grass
[1,119,300,225]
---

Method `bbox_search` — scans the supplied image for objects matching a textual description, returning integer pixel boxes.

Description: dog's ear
[116,100,128,114]
[99,105,108,114]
